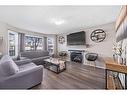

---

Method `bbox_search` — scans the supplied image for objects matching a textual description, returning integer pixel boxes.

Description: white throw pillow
[0,55,19,76]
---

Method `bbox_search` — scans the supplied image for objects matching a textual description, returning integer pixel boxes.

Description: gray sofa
[0,55,43,89]
[20,50,50,65]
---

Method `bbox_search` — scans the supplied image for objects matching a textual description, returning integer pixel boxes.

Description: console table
[104,58,127,89]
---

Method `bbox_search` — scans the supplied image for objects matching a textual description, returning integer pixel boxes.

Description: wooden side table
[105,58,127,89]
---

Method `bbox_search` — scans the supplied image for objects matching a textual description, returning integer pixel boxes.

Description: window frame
[24,35,44,51]
[8,30,19,57]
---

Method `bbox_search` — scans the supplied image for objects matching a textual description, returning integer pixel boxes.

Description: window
[8,30,18,57]
[47,37,54,54]
[25,35,43,51]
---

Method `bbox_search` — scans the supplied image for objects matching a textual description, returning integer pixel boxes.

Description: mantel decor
[58,36,65,44]
[90,29,106,43]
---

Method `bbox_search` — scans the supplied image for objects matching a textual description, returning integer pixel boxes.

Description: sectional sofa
[20,50,50,65]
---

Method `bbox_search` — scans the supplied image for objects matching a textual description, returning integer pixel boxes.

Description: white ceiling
[0,6,121,34]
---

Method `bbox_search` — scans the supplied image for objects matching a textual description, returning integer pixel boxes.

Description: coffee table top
[44,58,65,65]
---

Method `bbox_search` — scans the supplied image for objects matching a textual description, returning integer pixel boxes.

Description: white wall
[57,22,115,68]
[0,22,8,54]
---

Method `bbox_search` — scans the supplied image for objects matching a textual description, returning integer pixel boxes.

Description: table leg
[57,65,60,74]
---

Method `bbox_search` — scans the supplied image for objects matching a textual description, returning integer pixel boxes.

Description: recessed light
[51,18,65,25]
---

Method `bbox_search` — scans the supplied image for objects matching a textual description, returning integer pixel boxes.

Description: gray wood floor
[32,62,105,89]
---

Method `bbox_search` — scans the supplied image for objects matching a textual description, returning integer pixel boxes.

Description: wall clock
[58,36,65,44]
[90,29,106,43]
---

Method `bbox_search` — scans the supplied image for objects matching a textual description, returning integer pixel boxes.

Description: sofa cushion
[20,51,49,59]
[0,55,19,76]
[30,56,50,65]
[31,56,50,61]
[18,62,37,72]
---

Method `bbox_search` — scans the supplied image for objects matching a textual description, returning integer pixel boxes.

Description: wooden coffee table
[44,58,66,74]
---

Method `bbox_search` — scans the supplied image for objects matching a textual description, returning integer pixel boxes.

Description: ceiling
[0,6,121,34]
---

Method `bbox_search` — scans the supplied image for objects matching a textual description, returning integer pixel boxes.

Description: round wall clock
[58,36,65,44]
[90,29,106,43]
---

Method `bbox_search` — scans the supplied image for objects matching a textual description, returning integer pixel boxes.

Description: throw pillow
[0,55,19,76]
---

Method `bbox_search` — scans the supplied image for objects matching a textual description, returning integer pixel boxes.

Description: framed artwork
[58,36,65,44]
[90,29,106,43]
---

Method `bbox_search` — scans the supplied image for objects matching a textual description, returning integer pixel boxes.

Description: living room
[0,4,127,91]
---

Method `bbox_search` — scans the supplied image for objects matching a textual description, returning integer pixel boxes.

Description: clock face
[59,36,65,44]
[90,29,106,43]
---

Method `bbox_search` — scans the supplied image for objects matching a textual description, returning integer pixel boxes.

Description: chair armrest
[13,57,28,61]
[42,56,50,59]
[0,65,43,89]
[2,65,43,81]
[14,59,32,66]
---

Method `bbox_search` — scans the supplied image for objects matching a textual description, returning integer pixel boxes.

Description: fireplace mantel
[68,50,86,52]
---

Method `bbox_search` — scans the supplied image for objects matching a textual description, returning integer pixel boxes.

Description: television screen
[67,31,86,45]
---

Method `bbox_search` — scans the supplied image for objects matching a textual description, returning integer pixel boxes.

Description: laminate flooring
[32,62,105,89]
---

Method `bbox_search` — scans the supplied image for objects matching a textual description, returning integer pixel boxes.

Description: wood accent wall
[116,6,127,32]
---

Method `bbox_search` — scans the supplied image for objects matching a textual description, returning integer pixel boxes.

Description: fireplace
[69,50,84,63]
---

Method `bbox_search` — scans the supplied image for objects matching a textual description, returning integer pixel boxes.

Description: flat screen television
[67,31,86,45]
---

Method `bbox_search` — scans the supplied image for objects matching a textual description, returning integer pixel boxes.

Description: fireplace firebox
[69,50,84,63]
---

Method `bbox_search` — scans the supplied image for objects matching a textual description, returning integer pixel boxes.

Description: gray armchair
[0,57,43,89]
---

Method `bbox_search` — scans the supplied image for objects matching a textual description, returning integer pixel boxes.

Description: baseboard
[67,60,105,69]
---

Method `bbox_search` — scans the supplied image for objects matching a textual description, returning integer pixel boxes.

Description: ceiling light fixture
[51,18,65,25]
